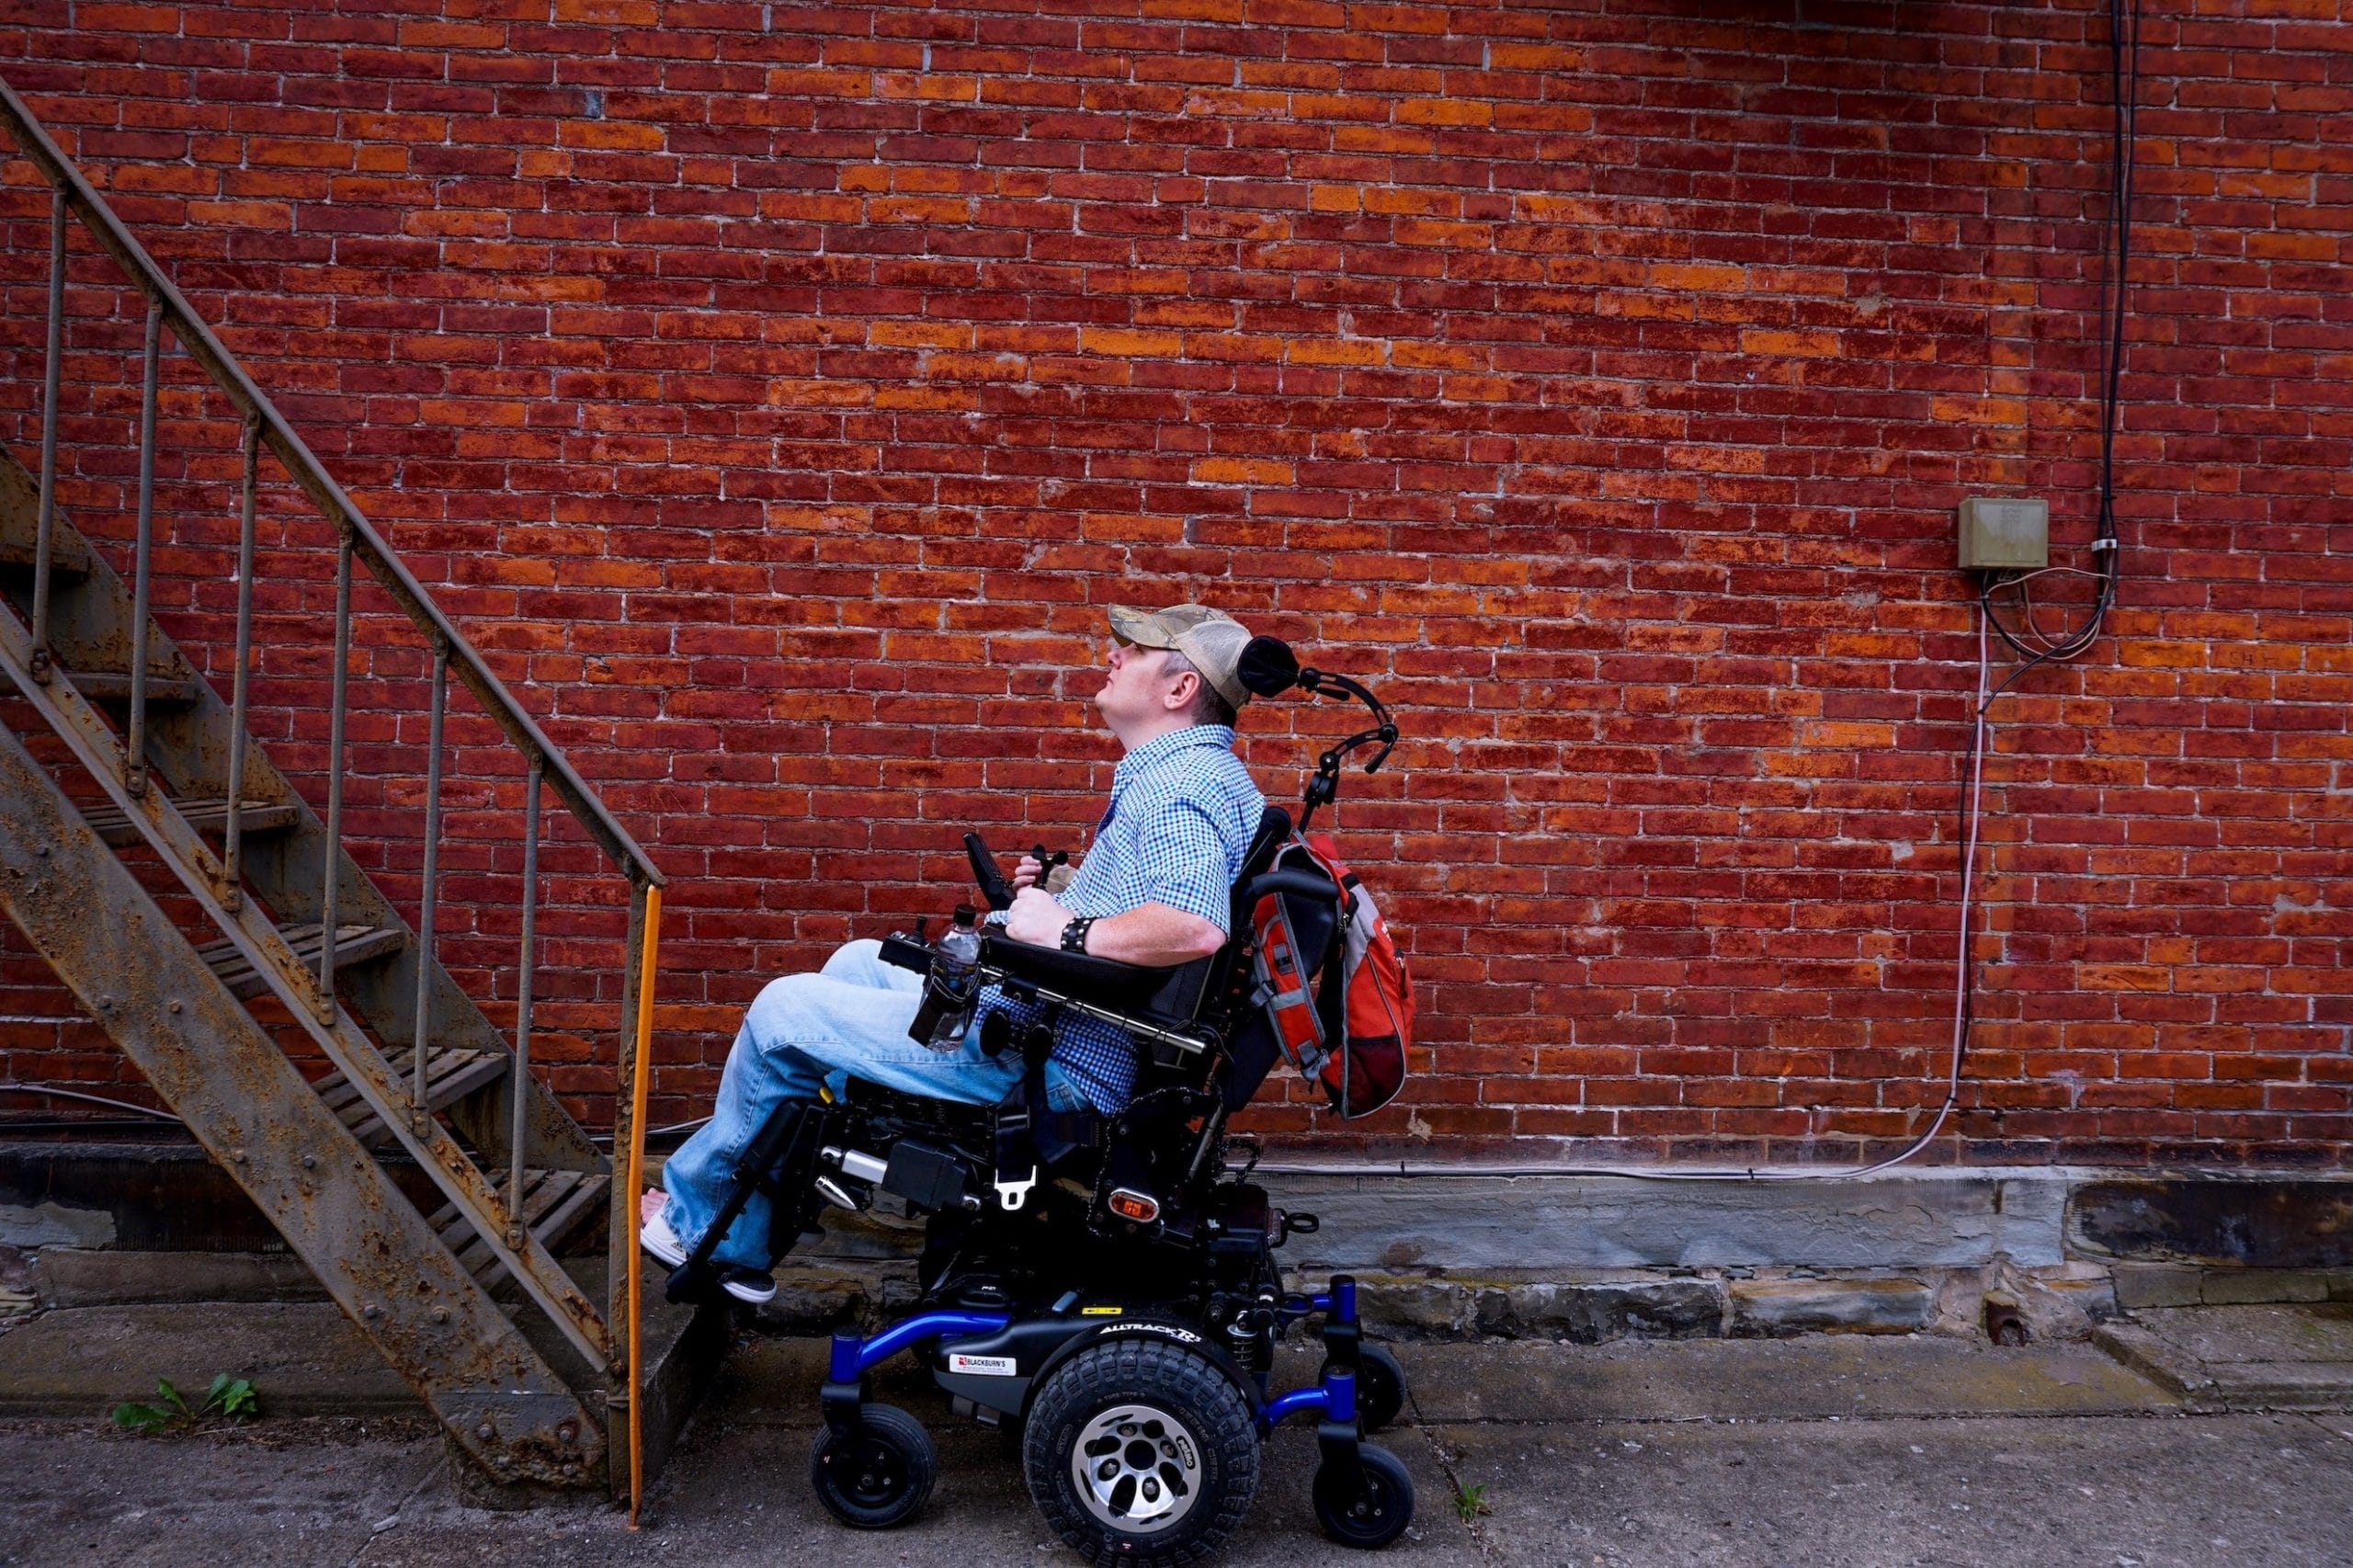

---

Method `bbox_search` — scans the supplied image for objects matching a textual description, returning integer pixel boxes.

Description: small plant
[1452,1480,1491,1522]
[111,1374,258,1434]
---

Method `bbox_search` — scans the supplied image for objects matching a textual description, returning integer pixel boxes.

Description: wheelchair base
[813,1270,1412,1553]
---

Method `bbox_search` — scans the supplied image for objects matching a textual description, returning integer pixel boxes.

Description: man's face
[1095,639,1187,727]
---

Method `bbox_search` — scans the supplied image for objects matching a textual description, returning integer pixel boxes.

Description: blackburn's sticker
[1081,1306,1123,1316]
[949,1353,1017,1377]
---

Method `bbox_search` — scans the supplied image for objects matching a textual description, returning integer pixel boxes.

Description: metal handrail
[0,75,663,892]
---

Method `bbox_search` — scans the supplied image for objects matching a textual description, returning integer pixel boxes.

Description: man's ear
[1163,669,1199,711]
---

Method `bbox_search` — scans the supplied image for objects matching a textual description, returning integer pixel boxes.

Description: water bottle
[910,903,983,1051]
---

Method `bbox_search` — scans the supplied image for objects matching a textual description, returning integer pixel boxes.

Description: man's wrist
[1059,915,1097,955]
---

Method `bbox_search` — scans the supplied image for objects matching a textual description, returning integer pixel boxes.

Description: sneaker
[638,1208,777,1305]
[716,1265,778,1306]
[638,1208,689,1269]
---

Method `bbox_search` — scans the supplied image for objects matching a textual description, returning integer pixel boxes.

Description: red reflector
[1108,1188,1160,1223]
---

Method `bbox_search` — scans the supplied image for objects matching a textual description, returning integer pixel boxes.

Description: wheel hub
[1069,1402,1202,1535]
[835,1436,904,1505]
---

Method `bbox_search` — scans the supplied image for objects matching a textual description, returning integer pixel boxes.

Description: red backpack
[1245,831,1412,1118]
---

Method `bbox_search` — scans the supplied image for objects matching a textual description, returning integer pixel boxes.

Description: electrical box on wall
[1957,497,2049,570]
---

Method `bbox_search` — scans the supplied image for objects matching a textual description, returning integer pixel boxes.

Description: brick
[0,0,2341,1172]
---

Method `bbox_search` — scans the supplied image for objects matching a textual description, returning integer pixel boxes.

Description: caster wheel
[1313,1443,1415,1549]
[810,1403,937,1528]
[1023,1336,1260,1568]
[1322,1343,1408,1434]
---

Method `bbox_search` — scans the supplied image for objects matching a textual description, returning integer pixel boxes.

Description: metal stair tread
[78,797,299,848]
[313,1045,508,1148]
[193,921,406,1000]
[0,532,94,579]
[429,1169,613,1287]
[60,668,204,706]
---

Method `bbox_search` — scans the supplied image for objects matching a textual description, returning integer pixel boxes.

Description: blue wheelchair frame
[821,1274,1381,1487]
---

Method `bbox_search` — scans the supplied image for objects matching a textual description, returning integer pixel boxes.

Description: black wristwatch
[1059,915,1097,955]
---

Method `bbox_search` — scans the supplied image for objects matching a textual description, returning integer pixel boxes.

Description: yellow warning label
[1080,1306,1123,1316]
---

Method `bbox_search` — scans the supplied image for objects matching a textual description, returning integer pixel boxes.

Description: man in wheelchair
[641,602,1267,1304]
[638,603,1416,1561]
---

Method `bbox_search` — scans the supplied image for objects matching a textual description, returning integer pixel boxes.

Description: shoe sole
[642,1220,775,1306]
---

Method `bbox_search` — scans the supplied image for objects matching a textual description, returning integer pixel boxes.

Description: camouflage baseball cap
[1107,603,1255,710]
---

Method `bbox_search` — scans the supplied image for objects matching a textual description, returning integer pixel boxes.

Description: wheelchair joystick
[1029,842,1071,894]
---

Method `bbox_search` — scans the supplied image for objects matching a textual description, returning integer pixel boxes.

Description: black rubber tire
[1322,1343,1407,1434]
[1022,1337,1260,1567]
[1313,1443,1415,1550]
[809,1403,937,1529]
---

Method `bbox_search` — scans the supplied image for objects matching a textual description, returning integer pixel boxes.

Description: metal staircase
[0,79,668,1489]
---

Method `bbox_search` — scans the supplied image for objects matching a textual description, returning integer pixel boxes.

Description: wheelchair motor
[666,636,1416,1560]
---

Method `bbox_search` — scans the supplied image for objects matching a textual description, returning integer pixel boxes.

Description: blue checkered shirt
[979,724,1266,1112]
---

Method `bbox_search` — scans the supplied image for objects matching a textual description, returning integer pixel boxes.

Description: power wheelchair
[663,637,1414,1562]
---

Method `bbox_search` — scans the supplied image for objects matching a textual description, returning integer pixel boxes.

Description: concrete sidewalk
[4,1335,2350,1568]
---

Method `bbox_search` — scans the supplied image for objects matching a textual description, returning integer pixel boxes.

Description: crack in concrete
[342,1445,456,1568]
[1398,1371,1506,1560]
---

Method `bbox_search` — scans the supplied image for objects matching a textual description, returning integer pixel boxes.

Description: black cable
[1978,0,2136,665]
[1948,0,2138,1155]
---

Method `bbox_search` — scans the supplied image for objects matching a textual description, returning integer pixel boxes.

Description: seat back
[1121,804,1291,1028]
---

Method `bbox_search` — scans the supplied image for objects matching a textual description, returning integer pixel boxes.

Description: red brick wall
[0,0,2346,1165]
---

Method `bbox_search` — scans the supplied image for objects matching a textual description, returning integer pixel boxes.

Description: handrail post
[412,635,449,1133]
[508,759,542,1248]
[126,299,162,797]
[30,186,64,684]
[609,877,659,1518]
[222,413,259,910]
[318,530,352,1019]
[609,878,648,1336]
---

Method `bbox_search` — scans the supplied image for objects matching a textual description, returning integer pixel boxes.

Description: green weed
[111,1374,259,1434]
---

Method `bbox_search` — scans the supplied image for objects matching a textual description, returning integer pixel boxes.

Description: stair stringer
[0,715,605,1484]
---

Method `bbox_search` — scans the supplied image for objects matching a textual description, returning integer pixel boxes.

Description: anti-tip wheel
[1313,1443,1415,1550]
[809,1403,937,1528]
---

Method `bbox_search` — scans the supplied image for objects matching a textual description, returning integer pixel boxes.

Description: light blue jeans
[659,937,1087,1269]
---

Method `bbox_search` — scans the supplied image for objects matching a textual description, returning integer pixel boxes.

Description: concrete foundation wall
[1267,1167,2073,1273]
[14,1143,2348,1347]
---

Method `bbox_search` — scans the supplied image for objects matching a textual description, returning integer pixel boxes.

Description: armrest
[990,935,1217,1028]
[981,933,1187,1009]
[881,928,1214,1026]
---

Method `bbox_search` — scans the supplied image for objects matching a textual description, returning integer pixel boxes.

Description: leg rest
[665,1099,829,1305]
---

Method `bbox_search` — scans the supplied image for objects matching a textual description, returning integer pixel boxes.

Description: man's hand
[1004,886,1071,947]
[1011,853,1041,892]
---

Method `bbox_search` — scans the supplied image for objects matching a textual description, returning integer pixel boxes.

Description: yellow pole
[624,883,661,1528]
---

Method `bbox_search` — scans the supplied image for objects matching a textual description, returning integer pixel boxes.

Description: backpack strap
[1313,866,1354,1114]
